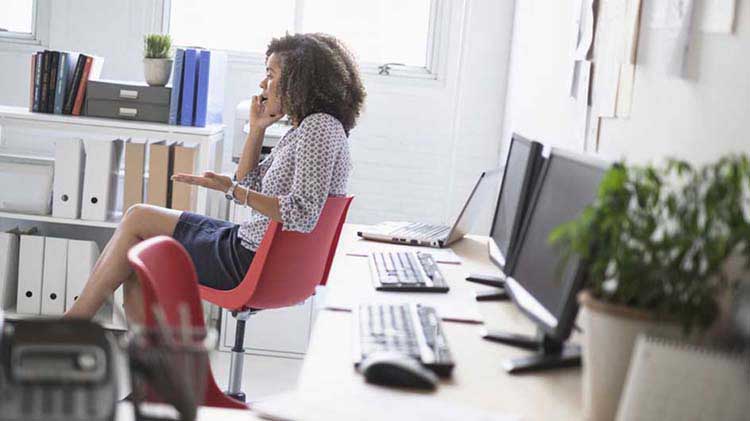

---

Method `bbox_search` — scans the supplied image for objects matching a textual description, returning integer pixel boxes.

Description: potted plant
[143,34,173,86]
[551,155,750,420]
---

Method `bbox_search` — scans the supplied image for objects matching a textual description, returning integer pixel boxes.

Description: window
[166,0,440,77]
[300,0,431,68]
[167,0,295,56]
[0,0,35,40]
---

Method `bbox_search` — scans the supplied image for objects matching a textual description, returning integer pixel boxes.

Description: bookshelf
[0,211,119,229]
[0,104,226,327]
[0,105,225,217]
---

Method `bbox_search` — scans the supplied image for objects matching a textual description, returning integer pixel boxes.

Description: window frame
[0,0,49,48]
[162,0,448,80]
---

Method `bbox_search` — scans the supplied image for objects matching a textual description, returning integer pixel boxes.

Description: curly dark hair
[266,33,366,135]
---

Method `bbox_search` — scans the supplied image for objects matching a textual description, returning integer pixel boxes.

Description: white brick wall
[0,0,516,235]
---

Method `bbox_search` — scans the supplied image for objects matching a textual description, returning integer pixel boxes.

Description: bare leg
[123,273,144,326]
[64,204,182,320]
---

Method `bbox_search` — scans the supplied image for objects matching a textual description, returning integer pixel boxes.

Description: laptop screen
[447,169,501,243]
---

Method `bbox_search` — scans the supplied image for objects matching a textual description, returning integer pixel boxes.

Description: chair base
[225,310,257,403]
[225,390,246,403]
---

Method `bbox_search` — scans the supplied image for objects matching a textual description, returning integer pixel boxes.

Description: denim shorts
[172,212,255,290]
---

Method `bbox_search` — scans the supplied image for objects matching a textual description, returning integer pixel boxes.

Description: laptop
[357,170,500,248]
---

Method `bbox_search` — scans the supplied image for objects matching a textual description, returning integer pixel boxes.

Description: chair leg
[226,311,252,402]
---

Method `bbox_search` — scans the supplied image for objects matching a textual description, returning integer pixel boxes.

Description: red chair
[199,196,353,402]
[127,236,248,410]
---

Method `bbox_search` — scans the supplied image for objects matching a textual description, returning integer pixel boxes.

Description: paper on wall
[574,61,592,151]
[590,0,628,118]
[569,0,595,99]
[649,0,734,33]
[670,0,695,77]
[615,63,637,118]
[699,0,736,33]
[644,0,695,78]
[614,0,642,118]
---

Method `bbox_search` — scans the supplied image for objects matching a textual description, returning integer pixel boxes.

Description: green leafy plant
[551,155,750,332]
[144,34,172,59]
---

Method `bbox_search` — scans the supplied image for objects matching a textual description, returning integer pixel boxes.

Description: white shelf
[0,211,119,229]
[2,308,127,332]
[0,105,223,137]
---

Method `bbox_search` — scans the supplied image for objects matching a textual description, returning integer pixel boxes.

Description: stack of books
[169,48,227,127]
[28,50,104,116]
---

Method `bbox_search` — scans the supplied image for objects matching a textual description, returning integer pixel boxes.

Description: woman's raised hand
[171,171,233,193]
[249,94,284,130]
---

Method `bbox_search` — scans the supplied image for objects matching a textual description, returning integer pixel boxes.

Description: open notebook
[616,335,750,421]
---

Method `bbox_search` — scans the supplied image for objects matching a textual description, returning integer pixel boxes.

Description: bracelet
[244,186,251,208]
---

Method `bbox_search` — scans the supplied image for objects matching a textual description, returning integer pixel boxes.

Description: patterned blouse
[237,113,352,251]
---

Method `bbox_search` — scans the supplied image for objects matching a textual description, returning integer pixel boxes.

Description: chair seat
[198,196,353,402]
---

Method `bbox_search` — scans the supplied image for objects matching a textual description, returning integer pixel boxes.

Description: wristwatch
[225,181,239,202]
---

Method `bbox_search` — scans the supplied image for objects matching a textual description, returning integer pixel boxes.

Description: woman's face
[259,53,284,117]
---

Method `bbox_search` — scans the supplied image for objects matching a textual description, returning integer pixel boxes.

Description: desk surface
[122,224,582,420]
[295,224,582,420]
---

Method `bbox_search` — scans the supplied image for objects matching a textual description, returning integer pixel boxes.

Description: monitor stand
[465,273,509,302]
[481,328,581,374]
[465,273,505,288]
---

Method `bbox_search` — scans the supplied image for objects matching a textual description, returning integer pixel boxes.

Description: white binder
[52,138,85,219]
[16,235,45,314]
[0,232,20,310]
[81,139,124,221]
[65,239,100,313]
[0,155,54,215]
[40,237,68,315]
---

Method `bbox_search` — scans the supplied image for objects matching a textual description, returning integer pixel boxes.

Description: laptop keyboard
[353,303,455,377]
[390,223,451,241]
[370,251,449,292]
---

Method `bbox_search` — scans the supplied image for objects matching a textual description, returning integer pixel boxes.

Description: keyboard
[352,303,455,377]
[390,222,450,241]
[369,251,449,292]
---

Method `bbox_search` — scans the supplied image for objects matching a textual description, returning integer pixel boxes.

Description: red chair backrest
[199,196,353,311]
[128,238,205,329]
[127,237,248,410]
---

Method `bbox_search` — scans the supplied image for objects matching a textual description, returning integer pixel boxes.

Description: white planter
[579,291,682,421]
[143,58,173,87]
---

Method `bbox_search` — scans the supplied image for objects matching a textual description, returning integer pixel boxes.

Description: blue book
[193,50,227,127]
[179,48,198,126]
[168,48,185,125]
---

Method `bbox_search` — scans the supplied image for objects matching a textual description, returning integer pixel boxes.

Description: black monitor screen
[489,136,540,271]
[510,150,606,326]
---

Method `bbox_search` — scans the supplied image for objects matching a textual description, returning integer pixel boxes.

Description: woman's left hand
[172,171,233,193]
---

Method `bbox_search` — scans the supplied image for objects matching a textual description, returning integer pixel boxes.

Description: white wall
[503,0,750,164]
[0,0,516,233]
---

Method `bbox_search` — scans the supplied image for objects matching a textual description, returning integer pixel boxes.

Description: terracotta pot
[143,58,173,87]
[578,291,683,421]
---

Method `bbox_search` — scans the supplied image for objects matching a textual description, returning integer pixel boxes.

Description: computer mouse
[359,352,438,390]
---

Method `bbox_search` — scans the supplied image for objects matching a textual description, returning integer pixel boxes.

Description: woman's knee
[121,203,181,239]
[122,204,160,231]
[124,203,155,220]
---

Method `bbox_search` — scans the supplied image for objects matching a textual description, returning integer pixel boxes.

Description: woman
[64,33,365,322]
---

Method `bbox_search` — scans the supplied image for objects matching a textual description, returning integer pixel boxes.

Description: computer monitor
[466,134,543,300]
[483,148,608,373]
[488,134,544,274]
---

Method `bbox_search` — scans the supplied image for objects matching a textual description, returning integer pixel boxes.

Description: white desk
[292,224,582,420]
[116,402,260,420]
[123,224,582,420]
